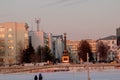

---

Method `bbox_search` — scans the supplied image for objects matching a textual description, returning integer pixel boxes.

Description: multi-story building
[67,40,80,63]
[116,27,120,62]
[29,31,53,52]
[99,36,117,52]
[52,35,64,62]
[67,39,97,63]
[0,22,29,65]
[116,27,120,46]
[98,35,117,61]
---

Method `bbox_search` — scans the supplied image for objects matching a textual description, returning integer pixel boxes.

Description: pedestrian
[39,73,43,80]
[34,75,38,80]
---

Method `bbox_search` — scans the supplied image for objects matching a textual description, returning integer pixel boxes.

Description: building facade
[67,40,80,63]
[0,22,29,65]
[86,39,97,53]
[116,27,120,46]
[98,35,117,62]
[29,31,53,52]
[52,35,64,62]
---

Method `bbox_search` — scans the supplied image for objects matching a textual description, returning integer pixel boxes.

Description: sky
[0,0,120,40]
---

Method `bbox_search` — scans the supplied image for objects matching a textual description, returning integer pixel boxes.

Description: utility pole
[87,53,91,80]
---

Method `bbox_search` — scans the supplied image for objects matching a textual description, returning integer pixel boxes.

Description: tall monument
[62,33,69,63]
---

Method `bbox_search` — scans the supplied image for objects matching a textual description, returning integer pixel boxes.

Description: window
[112,41,114,44]
[0,46,5,55]
[8,46,14,50]
[8,34,13,38]
[112,46,114,49]
[0,27,5,32]
[24,33,28,38]
[0,46,4,50]
[0,40,5,43]
[0,34,5,38]
[8,28,12,32]
[8,40,13,44]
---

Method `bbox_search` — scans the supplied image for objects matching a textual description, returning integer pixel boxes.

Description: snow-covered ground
[0,69,120,80]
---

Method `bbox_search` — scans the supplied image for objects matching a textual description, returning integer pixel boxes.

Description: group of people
[34,73,43,80]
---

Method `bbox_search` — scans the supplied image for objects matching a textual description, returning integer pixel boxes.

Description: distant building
[116,27,120,46]
[66,39,97,63]
[98,35,117,61]
[85,39,97,61]
[29,31,53,52]
[67,40,79,63]
[52,35,64,62]
[99,35,117,52]
[0,22,29,65]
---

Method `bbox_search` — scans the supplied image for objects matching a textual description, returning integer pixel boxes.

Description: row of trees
[20,44,55,64]
[78,40,109,63]
[19,40,112,64]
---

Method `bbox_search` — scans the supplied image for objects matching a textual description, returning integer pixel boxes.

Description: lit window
[8,28,12,32]
[0,34,5,38]
[0,27,5,32]
[8,40,13,44]
[8,34,13,38]
[24,33,28,38]
[8,46,14,50]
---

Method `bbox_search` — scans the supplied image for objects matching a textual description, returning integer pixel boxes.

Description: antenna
[35,18,40,32]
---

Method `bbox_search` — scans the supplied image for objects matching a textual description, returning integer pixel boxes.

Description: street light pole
[87,53,91,80]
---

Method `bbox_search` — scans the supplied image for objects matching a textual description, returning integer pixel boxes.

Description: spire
[35,18,40,32]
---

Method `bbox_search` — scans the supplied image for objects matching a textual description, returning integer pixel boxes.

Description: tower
[35,18,40,32]
[62,33,69,63]
[117,27,120,46]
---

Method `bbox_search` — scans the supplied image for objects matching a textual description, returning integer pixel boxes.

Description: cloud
[40,0,70,8]
[40,0,88,8]
[59,0,89,7]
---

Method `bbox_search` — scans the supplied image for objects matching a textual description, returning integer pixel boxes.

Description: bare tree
[97,41,109,62]
[78,40,94,62]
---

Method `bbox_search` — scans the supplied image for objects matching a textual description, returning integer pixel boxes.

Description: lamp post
[87,53,91,80]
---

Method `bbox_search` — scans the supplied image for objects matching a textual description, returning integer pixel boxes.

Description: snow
[0,69,120,80]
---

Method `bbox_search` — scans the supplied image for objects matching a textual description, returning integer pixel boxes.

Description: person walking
[34,75,38,80]
[39,73,43,80]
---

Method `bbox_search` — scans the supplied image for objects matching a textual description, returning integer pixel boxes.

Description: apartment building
[66,39,97,63]
[98,35,117,61]
[52,35,64,61]
[29,31,53,52]
[99,36,117,52]
[0,22,29,65]
[116,27,120,46]
[67,40,80,63]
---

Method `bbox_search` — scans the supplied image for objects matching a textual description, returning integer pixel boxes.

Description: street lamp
[87,53,91,80]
